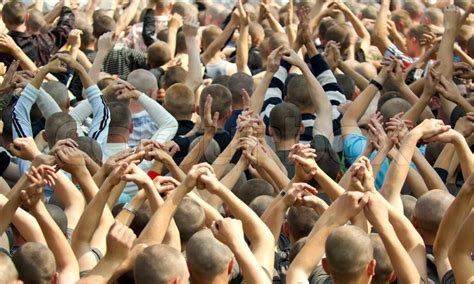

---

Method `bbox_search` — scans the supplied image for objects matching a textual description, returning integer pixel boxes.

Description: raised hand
[211,218,245,250]
[453,113,474,138]
[10,137,41,161]
[324,41,341,71]
[289,143,318,182]
[54,146,86,175]
[281,182,318,207]
[368,112,390,150]
[121,163,153,188]
[153,176,180,195]
[67,29,83,48]
[0,33,19,54]
[323,191,370,226]
[105,222,137,262]
[350,156,376,193]
[237,0,250,26]
[105,162,130,187]
[45,58,68,73]
[49,138,79,155]
[281,49,305,69]
[183,163,215,190]
[443,5,461,30]
[422,64,441,96]
[435,74,462,103]
[97,32,116,53]
[363,193,389,229]
[168,13,183,30]
[266,45,285,73]
[415,119,451,140]
[54,52,82,70]
[21,166,55,210]
[203,95,219,136]
[183,16,199,37]
[0,59,19,93]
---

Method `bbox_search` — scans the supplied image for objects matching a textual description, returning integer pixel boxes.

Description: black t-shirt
[0,151,10,176]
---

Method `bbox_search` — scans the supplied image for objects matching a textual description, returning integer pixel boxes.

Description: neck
[333,274,370,284]
[130,100,144,113]
[173,114,193,121]
[418,230,436,246]
[232,103,243,110]
[107,133,130,143]
[274,138,298,151]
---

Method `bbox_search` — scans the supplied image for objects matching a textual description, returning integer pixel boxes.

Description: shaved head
[174,197,206,244]
[186,230,233,281]
[12,242,56,284]
[0,252,19,284]
[370,234,393,284]
[127,69,158,94]
[325,226,374,281]
[414,190,454,233]
[134,244,188,284]
[45,112,77,149]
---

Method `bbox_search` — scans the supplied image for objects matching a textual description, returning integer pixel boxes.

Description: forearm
[236,24,249,73]
[208,159,247,208]
[115,191,147,226]
[167,28,178,59]
[233,241,272,284]
[260,198,287,242]
[402,92,434,123]
[338,60,369,91]
[114,0,140,35]
[77,167,101,203]
[211,139,238,180]
[201,22,237,64]
[0,193,22,236]
[266,13,285,33]
[11,47,38,72]
[89,51,108,84]
[261,158,291,190]
[313,171,344,202]
[76,50,93,71]
[76,65,94,89]
[453,134,474,179]
[250,71,273,113]
[344,9,370,51]
[33,202,79,279]
[412,149,447,191]
[180,133,214,173]
[372,0,391,52]
[448,211,474,284]
[378,223,421,283]
[53,172,85,229]
[185,36,203,91]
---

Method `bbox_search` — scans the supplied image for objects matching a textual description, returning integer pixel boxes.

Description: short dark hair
[92,15,116,39]
[174,197,205,243]
[287,75,313,109]
[2,1,26,26]
[335,74,355,101]
[163,66,187,89]
[12,242,56,284]
[147,41,171,68]
[234,178,275,205]
[45,113,78,149]
[287,206,320,241]
[228,72,254,105]
[108,102,131,134]
[269,102,301,140]
[211,75,230,87]
[199,85,232,119]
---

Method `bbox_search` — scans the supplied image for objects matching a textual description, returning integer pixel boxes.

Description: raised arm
[89,32,115,84]
[448,210,474,283]
[200,170,276,276]
[333,1,371,53]
[236,1,250,74]
[434,173,473,281]
[200,12,239,65]
[114,0,140,36]
[183,17,203,92]
[211,218,271,284]
[372,0,392,54]
[167,14,183,59]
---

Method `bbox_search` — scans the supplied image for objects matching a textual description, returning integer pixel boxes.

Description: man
[0,0,74,66]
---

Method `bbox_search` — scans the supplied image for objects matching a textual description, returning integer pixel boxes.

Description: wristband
[123,203,138,215]
[370,79,383,90]
[148,170,160,180]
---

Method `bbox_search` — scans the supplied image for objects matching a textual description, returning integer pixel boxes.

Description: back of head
[325,226,374,281]
[186,230,233,281]
[108,102,132,138]
[134,244,188,284]
[249,195,274,217]
[269,102,302,141]
[2,1,26,27]
[404,0,424,20]
[0,252,20,284]
[407,24,430,42]
[171,2,197,17]
[42,81,70,111]
[234,178,275,205]
[45,204,68,237]
[228,72,254,106]
[45,112,77,149]
[287,206,320,241]
[260,32,289,61]
[92,15,116,38]
[127,69,158,95]
[199,85,232,119]
[174,197,205,244]
[378,97,411,124]
[76,136,103,165]
[164,83,195,118]
[319,18,336,42]
[335,74,356,101]
[354,62,377,80]
[202,25,222,49]
[211,75,230,87]
[391,9,412,31]
[311,135,340,181]
[287,75,314,110]
[325,23,352,51]
[361,5,377,20]
[147,40,171,69]
[27,9,46,33]
[164,66,187,89]
[424,7,443,26]
[249,21,264,43]
[370,234,393,284]
[401,194,417,220]
[12,242,56,284]
[414,190,454,234]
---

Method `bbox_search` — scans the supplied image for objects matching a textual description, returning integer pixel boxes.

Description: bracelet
[370,79,383,90]
[123,203,138,215]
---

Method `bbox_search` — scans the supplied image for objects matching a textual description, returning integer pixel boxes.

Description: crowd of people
[0,0,472,283]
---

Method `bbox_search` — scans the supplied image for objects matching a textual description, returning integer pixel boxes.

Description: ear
[299,123,304,134]
[389,271,397,283]
[367,259,376,277]
[282,220,290,237]
[411,216,419,229]
[51,271,59,284]
[227,256,234,275]
[268,126,274,137]
[322,258,331,274]
[42,131,48,142]
[129,122,134,133]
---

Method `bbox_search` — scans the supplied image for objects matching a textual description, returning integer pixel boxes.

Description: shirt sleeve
[260,61,291,133]
[137,93,178,143]
[142,9,157,47]
[12,84,40,139]
[69,100,92,137]
[86,85,110,150]
[43,7,75,51]
[36,88,62,120]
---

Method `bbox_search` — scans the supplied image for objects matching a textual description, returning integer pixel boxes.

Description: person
[0,2,471,284]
